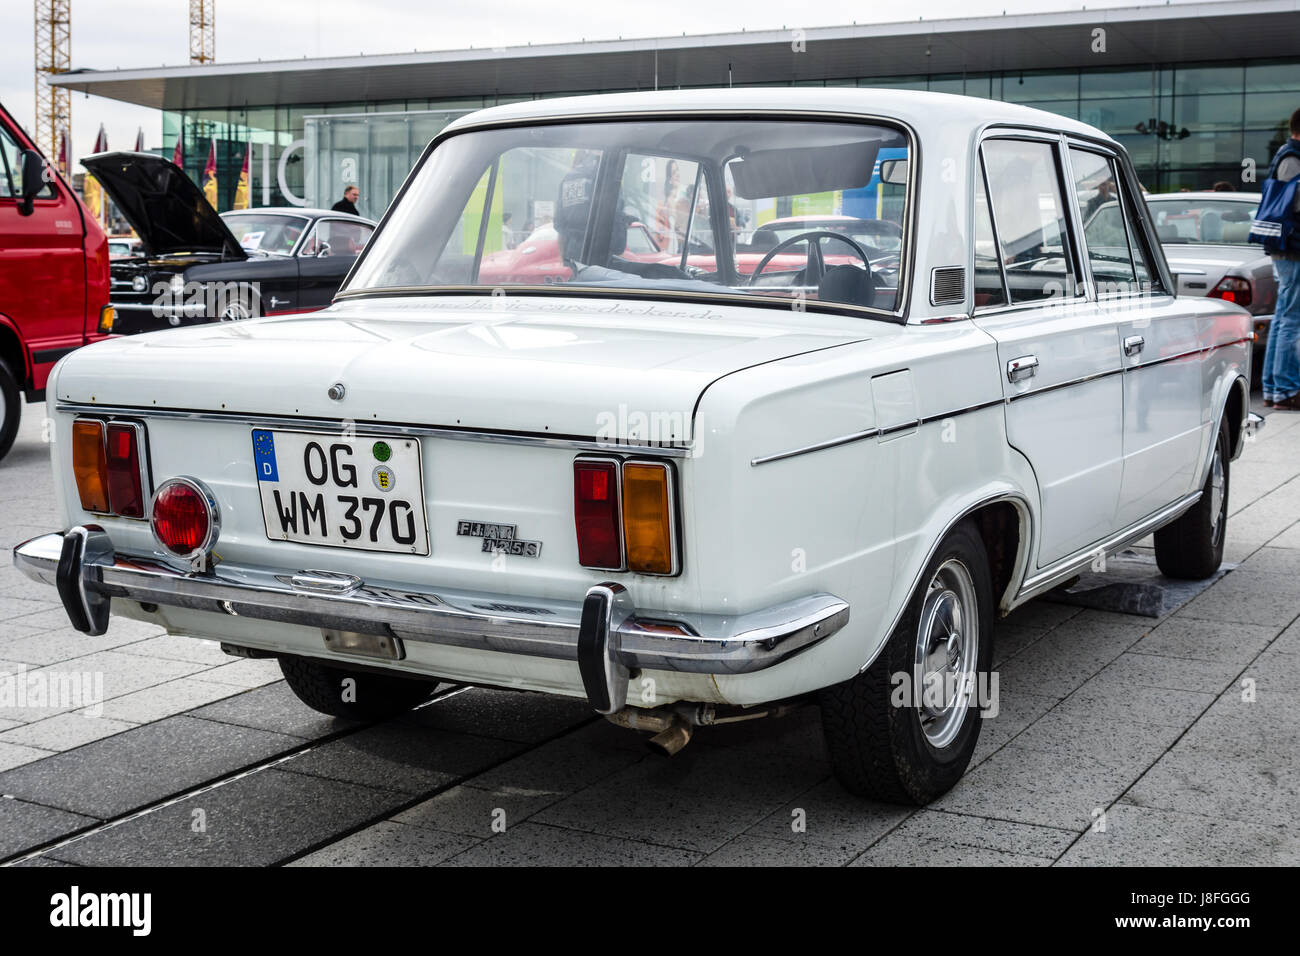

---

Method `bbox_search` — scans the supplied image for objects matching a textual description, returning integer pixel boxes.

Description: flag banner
[134,127,145,152]
[57,129,68,180]
[233,143,250,210]
[83,124,109,222]
[203,137,218,210]
[171,134,184,168]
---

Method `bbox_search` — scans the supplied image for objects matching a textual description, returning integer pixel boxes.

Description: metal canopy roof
[49,1,1300,112]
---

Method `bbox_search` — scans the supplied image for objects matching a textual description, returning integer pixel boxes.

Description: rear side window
[980,139,1079,305]
[973,168,1006,309]
[1068,148,1139,294]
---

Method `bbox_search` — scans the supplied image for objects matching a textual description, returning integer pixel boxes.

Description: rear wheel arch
[1222,375,1248,461]
[966,498,1031,613]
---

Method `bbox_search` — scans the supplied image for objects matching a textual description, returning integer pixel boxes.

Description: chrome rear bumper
[14,528,849,713]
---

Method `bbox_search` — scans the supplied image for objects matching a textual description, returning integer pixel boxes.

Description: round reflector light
[150,477,219,561]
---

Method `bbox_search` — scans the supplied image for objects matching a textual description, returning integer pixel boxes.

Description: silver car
[1149,192,1276,379]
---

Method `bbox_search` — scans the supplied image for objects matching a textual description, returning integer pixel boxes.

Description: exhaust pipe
[646,716,693,757]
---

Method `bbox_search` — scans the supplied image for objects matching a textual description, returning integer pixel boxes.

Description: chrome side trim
[13,530,849,677]
[55,402,691,458]
[1014,490,1202,604]
[750,427,880,466]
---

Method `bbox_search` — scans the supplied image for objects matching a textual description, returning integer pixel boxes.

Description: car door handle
[1124,335,1145,357]
[1007,355,1038,384]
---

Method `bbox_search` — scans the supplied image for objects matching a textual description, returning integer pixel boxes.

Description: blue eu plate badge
[252,430,279,482]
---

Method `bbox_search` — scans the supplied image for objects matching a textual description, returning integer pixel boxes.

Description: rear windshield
[1148,198,1259,244]
[346,118,911,317]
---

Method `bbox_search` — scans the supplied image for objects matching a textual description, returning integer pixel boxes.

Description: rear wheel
[278,654,440,719]
[1154,417,1229,580]
[0,358,21,464]
[819,521,994,804]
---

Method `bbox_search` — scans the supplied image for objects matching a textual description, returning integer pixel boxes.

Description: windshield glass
[221,213,310,255]
[1148,198,1258,244]
[347,118,911,316]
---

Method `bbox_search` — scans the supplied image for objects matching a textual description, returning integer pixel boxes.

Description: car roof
[444,87,1114,144]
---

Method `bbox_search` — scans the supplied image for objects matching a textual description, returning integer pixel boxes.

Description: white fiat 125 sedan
[15,89,1256,804]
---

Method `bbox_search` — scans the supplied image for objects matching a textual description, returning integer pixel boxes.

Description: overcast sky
[3,0,1212,157]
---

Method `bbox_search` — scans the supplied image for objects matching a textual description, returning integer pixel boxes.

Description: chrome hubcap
[914,558,979,750]
[1209,443,1225,547]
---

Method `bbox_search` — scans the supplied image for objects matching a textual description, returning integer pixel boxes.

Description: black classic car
[83,152,375,333]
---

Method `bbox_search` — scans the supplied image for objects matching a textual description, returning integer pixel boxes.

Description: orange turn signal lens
[98,304,116,334]
[72,419,110,513]
[622,461,675,575]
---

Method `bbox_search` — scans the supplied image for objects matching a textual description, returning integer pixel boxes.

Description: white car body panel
[31,89,1253,711]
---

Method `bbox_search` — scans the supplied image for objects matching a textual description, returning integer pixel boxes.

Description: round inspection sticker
[372,441,392,462]
[372,465,396,492]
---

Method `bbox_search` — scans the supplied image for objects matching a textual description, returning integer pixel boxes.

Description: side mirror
[879,158,909,186]
[316,241,331,258]
[19,150,45,216]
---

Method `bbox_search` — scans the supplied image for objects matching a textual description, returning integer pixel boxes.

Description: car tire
[818,520,994,805]
[1154,417,1229,580]
[0,358,21,464]
[278,654,440,720]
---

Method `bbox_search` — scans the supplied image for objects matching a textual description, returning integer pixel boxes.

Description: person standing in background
[1262,109,1300,409]
[332,185,360,216]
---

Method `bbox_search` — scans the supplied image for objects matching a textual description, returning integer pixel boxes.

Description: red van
[0,102,111,461]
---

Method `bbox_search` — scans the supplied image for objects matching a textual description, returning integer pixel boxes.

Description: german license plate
[252,430,430,555]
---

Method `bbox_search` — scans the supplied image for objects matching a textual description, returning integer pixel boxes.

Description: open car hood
[81,151,245,259]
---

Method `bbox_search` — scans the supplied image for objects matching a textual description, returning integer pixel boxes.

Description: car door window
[1068,147,1139,296]
[981,138,1079,305]
[302,219,373,258]
[973,165,1006,309]
[0,124,54,200]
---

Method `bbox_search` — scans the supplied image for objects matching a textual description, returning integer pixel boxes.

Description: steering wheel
[747,230,875,286]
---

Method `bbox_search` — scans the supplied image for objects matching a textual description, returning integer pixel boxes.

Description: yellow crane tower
[190,0,215,64]
[33,0,72,164]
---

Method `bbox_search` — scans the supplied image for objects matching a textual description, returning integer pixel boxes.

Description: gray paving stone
[191,682,356,739]
[1061,802,1300,866]
[0,715,302,818]
[879,809,1075,860]
[95,677,243,725]
[1239,546,1300,576]
[47,768,408,866]
[1056,672,1216,729]
[1181,571,1300,626]
[1175,706,1296,762]
[443,821,701,866]
[698,833,858,866]
[1010,708,1183,775]
[198,658,284,687]
[0,628,153,667]
[0,796,95,861]
[1131,617,1278,664]
[117,635,231,666]
[1092,651,1242,694]
[932,740,1133,831]
[279,723,523,795]
[401,687,593,743]
[531,767,781,854]
[0,740,52,772]
[0,713,136,752]
[394,782,566,838]
[289,820,478,866]
[743,778,912,852]
[465,719,648,795]
[851,836,1053,866]
[1122,749,1300,827]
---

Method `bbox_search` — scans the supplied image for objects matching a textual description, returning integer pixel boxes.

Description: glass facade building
[162,57,1300,216]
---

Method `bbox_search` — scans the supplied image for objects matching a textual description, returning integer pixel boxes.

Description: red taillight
[574,459,623,569]
[1210,276,1252,308]
[105,423,145,518]
[151,478,217,559]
